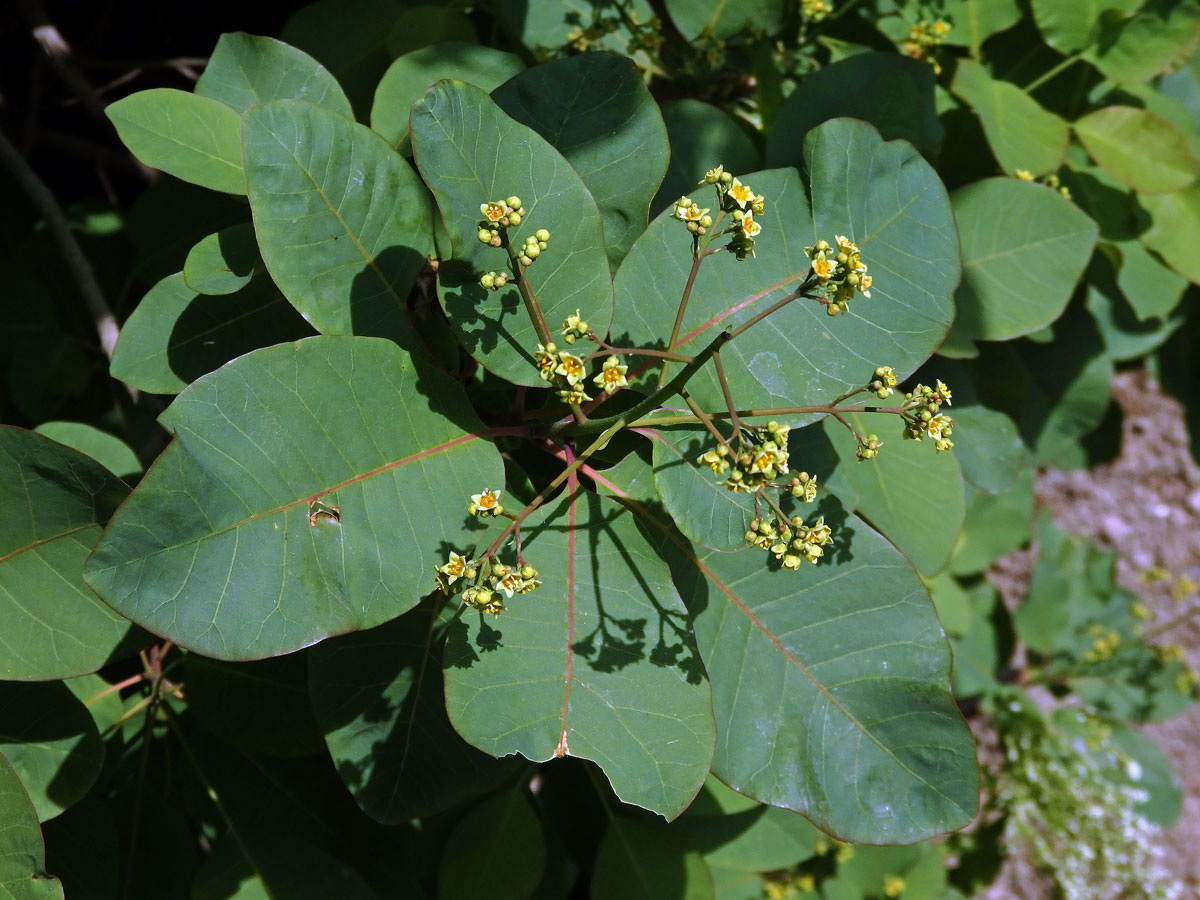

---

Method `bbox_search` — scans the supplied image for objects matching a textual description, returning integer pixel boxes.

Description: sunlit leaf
[0,753,64,900]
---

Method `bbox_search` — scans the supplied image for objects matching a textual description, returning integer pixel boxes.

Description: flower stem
[712,350,745,444]
[504,238,551,347]
[680,389,728,447]
[658,215,726,388]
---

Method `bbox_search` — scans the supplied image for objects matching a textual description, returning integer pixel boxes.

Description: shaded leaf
[0,682,102,823]
[940,0,1023,54]
[183,224,262,296]
[371,42,524,148]
[40,797,117,900]
[664,0,783,41]
[1085,0,1200,85]
[0,427,143,681]
[86,336,504,660]
[443,488,715,820]
[241,100,434,346]
[767,54,942,165]
[194,32,353,119]
[950,59,1068,177]
[309,597,521,823]
[946,404,1028,494]
[493,52,669,270]
[941,178,1097,354]
[1138,182,1200,284]
[949,471,1034,576]
[110,272,316,395]
[33,422,141,482]
[1112,240,1188,321]
[387,6,477,57]
[1030,0,1141,52]
[437,790,546,900]
[589,472,978,844]
[0,753,63,900]
[106,89,245,194]
[654,100,759,217]
[496,0,656,57]
[411,80,614,386]
[191,832,378,900]
[1074,106,1200,194]
[591,818,714,900]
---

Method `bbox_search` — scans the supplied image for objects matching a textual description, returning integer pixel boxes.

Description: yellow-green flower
[480,201,506,222]
[811,250,837,281]
[438,551,471,585]
[1015,168,1034,181]
[936,379,952,405]
[727,179,755,208]
[468,488,502,516]
[593,355,630,392]
[534,343,558,381]
[926,414,953,439]
[701,165,725,184]
[884,874,905,898]
[557,386,591,405]
[555,351,586,385]
[740,211,762,238]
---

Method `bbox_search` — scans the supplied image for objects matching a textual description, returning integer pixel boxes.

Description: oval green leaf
[493,52,670,271]
[1139,182,1200,284]
[951,59,1069,177]
[194,32,353,119]
[941,178,1098,353]
[33,422,141,482]
[411,80,615,386]
[86,336,505,660]
[436,790,546,900]
[443,488,715,820]
[241,99,435,346]
[1030,0,1141,52]
[191,833,378,900]
[664,0,783,41]
[106,88,245,194]
[183,224,263,295]
[1075,106,1200,194]
[0,427,143,681]
[592,818,714,900]
[0,754,64,900]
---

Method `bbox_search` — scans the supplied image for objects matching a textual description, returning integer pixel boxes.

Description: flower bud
[506,196,522,210]
[479,229,493,244]
[535,228,550,242]
[494,273,508,286]
[699,215,712,228]
[519,254,533,266]
[490,236,502,247]
[480,272,495,288]
[720,171,733,183]
[525,244,540,259]
[507,212,521,226]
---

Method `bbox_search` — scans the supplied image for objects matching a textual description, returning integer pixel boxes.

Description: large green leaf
[1139,182,1200,284]
[591,818,714,900]
[0,682,102,822]
[1085,0,1200,85]
[195,32,353,119]
[443,488,715,820]
[106,89,245,194]
[950,59,1069,177]
[1111,240,1188,321]
[664,0,783,41]
[493,52,670,271]
[654,100,760,216]
[1030,0,1141,52]
[241,99,434,345]
[371,42,524,148]
[110,272,316,395]
[411,80,615,386]
[1074,106,1200,194]
[85,336,504,660]
[943,404,1027,494]
[588,472,978,844]
[941,178,1098,355]
[0,754,63,900]
[618,120,958,416]
[940,0,1023,54]
[949,470,1034,576]
[0,427,142,681]
[766,54,943,165]
[309,597,520,823]
[436,790,546,900]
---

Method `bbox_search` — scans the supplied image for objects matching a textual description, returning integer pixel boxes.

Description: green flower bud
[537,240,548,251]
[535,228,550,242]
[506,196,522,209]
[480,272,495,288]
[699,215,713,228]
[507,212,521,226]
[720,171,733,183]
[519,254,533,266]
[494,273,508,286]
[525,244,540,259]
[479,228,494,244]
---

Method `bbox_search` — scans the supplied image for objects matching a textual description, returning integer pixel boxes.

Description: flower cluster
[1016,168,1073,200]
[517,229,551,267]
[671,196,713,235]
[744,514,834,569]
[1084,624,1121,663]
[804,235,873,315]
[869,365,898,399]
[800,0,833,23]
[857,433,884,461]
[479,270,509,291]
[707,166,765,260]
[533,343,632,406]
[477,196,525,246]
[436,550,541,616]
[902,19,952,72]
[561,309,589,344]
[697,420,792,493]
[899,380,954,451]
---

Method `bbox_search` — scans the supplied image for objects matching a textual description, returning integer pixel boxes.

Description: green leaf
[591,472,977,843]
[40,797,118,900]
[371,42,524,148]
[185,653,325,758]
[1085,0,1200,85]
[767,54,943,165]
[940,0,1023,54]
[496,0,657,57]
[1030,0,1141,52]
[0,682,102,822]
[950,59,1069,177]
[241,100,435,346]
[941,179,1098,354]
[410,80,615,386]
[1138,182,1200,284]
[33,422,141,481]
[1074,106,1200,194]
[664,0,783,41]
[194,32,353,119]
[0,753,63,900]
[1085,280,1184,363]
[110,272,316,395]
[1112,240,1188,321]
[388,6,477,57]
[947,405,1028,494]
[443,488,715,820]
[85,336,504,661]
[106,89,245,194]
[809,412,966,577]
[437,790,546,900]
[619,122,958,415]
[183,223,262,295]
[309,596,521,823]
[654,100,760,216]
[949,470,1034,576]
[493,52,670,271]
[948,582,1009,697]
[591,818,714,900]
[191,833,379,900]
[0,427,143,681]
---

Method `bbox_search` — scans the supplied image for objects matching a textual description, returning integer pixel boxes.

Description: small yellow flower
[534,343,558,381]
[497,571,522,598]
[740,212,762,238]
[701,165,724,184]
[858,273,872,298]
[676,203,708,222]
[555,351,586,385]
[438,551,470,585]
[835,234,859,254]
[750,194,765,215]
[727,179,755,208]
[481,201,506,222]
[1015,169,1034,181]
[935,379,952,405]
[557,386,591,405]
[935,437,954,452]
[930,18,951,37]
[925,414,952,438]
[469,488,502,516]
[884,874,905,897]
[593,355,630,392]
[810,251,837,281]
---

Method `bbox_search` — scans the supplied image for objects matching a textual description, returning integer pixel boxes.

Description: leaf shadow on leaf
[347,245,435,352]
[216,224,262,281]
[0,681,101,812]
[436,257,530,361]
